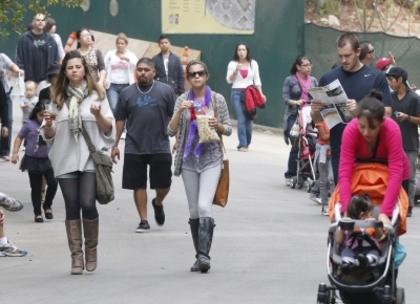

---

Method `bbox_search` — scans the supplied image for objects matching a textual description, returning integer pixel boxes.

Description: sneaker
[309,192,322,205]
[321,206,329,216]
[135,220,150,233]
[0,240,28,257]
[0,194,24,212]
[152,198,165,226]
[120,130,126,140]
[285,178,291,187]
[0,156,10,162]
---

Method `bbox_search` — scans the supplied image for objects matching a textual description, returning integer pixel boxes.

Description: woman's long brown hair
[50,50,105,109]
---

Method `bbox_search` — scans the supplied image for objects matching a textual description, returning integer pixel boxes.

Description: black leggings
[58,172,98,220]
[28,168,58,216]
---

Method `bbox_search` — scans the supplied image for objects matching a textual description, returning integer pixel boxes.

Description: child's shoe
[0,194,23,212]
[0,240,28,257]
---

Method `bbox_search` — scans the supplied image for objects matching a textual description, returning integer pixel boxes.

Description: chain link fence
[305,23,420,86]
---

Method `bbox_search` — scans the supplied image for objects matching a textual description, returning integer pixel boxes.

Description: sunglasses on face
[367,48,375,54]
[187,70,207,78]
[300,63,313,67]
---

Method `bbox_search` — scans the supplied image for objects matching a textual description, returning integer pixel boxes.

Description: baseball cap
[385,66,409,86]
[375,57,392,70]
[46,62,61,77]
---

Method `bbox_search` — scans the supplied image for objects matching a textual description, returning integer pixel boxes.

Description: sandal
[35,215,44,223]
[44,209,53,220]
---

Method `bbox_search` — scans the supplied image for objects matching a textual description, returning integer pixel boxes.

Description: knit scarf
[183,86,212,161]
[66,80,88,142]
[295,72,311,102]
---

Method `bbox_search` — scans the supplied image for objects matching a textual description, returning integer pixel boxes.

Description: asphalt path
[1,101,420,303]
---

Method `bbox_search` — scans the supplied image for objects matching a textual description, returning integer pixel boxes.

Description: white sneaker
[309,193,322,205]
[120,131,126,140]
[0,194,23,212]
[321,206,329,216]
[285,178,291,187]
[0,240,27,257]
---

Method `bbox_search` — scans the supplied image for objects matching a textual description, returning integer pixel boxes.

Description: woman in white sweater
[226,43,266,152]
[42,50,115,275]
[104,33,138,115]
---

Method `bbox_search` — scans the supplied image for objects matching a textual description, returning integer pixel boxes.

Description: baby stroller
[317,163,408,304]
[289,104,317,191]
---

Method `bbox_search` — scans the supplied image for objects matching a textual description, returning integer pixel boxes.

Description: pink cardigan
[339,117,410,216]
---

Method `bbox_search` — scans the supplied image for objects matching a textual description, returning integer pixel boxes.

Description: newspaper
[308,79,353,129]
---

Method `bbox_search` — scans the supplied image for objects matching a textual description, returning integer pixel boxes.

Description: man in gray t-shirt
[112,57,176,233]
[387,66,420,217]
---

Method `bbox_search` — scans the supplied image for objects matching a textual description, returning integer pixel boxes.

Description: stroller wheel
[290,176,297,189]
[297,176,304,189]
[396,287,405,304]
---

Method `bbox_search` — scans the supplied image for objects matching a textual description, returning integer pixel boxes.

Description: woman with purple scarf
[282,56,318,186]
[168,60,232,273]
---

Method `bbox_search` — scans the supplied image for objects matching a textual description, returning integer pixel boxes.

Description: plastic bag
[10,75,25,97]
[196,107,219,143]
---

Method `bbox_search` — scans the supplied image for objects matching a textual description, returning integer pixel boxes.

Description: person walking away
[11,100,58,222]
[152,35,185,96]
[282,55,318,186]
[168,60,232,272]
[387,66,420,217]
[112,58,176,233]
[41,50,115,274]
[15,14,59,95]
[0,53,24,162]
[226,43,266,152]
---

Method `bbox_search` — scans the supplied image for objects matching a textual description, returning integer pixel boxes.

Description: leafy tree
[0,0,85,39]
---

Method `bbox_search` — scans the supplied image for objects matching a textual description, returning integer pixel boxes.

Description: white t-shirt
[226,59,262,88]
[108,53,130,84]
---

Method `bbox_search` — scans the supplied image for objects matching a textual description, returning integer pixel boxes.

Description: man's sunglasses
[187,70,207,78]
[367,48,375,54]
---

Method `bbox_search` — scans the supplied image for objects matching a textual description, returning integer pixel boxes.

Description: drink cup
[45,103,58,121]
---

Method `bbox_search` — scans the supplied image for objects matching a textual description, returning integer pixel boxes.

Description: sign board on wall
[162,0,255,34]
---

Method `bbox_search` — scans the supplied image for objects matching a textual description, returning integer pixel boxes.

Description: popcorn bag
[196,107,219,143]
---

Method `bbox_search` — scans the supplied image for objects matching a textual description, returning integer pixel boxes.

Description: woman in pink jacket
[339,90,410,226]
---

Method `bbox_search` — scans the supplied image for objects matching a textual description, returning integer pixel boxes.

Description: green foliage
[0,0,84,39]
[318,0,342,16]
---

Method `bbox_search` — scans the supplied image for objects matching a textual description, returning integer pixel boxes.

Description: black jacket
[0,81,8,127]
[16,31,59,83]
[152,52,185,95]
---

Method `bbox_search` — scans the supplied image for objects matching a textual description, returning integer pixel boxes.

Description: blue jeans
[0,93,12,157]
[231,89,252,148]
[106,83,129,115]
[284,115,299,178]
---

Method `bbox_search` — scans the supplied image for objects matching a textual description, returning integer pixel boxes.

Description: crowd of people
[283,32,420,221]
[0,13,240,275]
[0,14,415,286]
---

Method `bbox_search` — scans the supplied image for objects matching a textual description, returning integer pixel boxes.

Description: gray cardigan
[282,75,318,144]
[40,92,115,177]
[168,91,232,176]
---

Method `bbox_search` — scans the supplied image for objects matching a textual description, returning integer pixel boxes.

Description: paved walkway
[1,100,419,303]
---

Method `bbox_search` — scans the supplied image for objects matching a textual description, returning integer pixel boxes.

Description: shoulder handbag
[212,94,230,207]
[81,123,115,204]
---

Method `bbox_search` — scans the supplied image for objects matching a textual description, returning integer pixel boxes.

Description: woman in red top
[339,90,410,226]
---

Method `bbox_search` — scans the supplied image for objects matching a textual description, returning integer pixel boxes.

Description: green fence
[305,23,420,86]
[1,0,306,128]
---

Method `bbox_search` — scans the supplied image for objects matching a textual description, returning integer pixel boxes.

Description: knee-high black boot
[197,217,215,273]
[189,218,200,272]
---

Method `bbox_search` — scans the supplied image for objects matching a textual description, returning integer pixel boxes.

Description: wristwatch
[407,115,411,122]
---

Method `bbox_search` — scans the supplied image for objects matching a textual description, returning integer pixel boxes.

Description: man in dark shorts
[387,66,420,217]
[311,32,392,184]
[112,58,176,233]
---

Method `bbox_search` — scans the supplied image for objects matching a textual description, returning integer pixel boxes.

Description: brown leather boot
[83,217,99,272]
[65,220,84,275]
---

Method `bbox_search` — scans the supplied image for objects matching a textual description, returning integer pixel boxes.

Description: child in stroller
[335,195,384,270]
